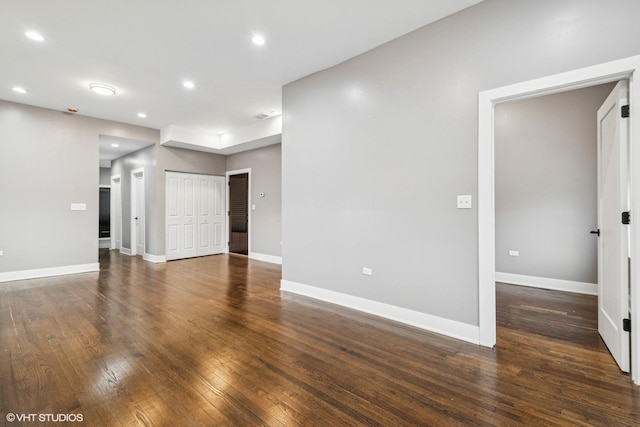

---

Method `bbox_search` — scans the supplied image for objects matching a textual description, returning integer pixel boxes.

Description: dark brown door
[228,173,248,255]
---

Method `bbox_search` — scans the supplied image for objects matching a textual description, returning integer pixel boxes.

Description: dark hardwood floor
[1,252,638,426]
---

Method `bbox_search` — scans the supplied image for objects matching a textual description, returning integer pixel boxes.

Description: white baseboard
[0,263,100,283]
[280,280,479,344]
[249,252,282,265]
[120,247,132,256]
[144,253,167,263]
[495,272,597,295]
[98,238,111,249]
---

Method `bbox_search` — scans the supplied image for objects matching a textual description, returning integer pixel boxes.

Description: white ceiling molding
[161,116,282,155]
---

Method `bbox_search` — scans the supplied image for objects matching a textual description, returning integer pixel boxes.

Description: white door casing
[131,168,145,256]
[478,55,640,384]
[597,80,630,372]
[110,175,122,251]
[225,168,252,255]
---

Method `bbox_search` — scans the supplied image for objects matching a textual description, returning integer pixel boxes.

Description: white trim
[281,280,479,344]
[99,184,111,189]
[249,252,282,264]
[144,253,167,264]
[110,174,122,251]
[131,168,145,257]
[495,272,597,295]
[226,168,252,255]
[98,238,111,249]
[0,263,100,283]
[120,247,132,256]
[478,55,640,384]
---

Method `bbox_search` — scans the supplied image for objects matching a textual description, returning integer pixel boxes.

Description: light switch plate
[457,195,472,209]
[71,203,87,211]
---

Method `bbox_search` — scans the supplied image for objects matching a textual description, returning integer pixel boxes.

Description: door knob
[590,229,600,236]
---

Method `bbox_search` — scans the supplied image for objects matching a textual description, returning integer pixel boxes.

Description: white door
[111,175,122,250]
[131,169,145,256]
[166,172,224,260]
[196,175,226,256]
[597,80,630,372]
[166,172,197,260]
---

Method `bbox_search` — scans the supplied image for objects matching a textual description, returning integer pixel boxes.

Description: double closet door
[166,172,226,261]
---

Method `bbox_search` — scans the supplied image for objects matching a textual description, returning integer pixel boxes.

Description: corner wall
[226,144,282,260]
[282,0,640,328]
[0,100,157,278]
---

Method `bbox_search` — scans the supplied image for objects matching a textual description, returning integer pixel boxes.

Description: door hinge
[622,105,630,118]
[622,211,631,225]
[623,318,631,332]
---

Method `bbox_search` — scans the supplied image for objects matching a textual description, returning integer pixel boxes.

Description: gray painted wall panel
[99,168,111,186]
[495,84,614,284]
[282,0,640,326]
[226,144,282,257]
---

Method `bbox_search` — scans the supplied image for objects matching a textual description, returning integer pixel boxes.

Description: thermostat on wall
[71,203,87,211]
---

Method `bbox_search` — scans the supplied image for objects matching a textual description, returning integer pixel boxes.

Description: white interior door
[111,175,122,250]
[166,173,197,260]
[597,80,630,372]
[166,172,224,261]
[196,175,226,256]
[131,169,145,256]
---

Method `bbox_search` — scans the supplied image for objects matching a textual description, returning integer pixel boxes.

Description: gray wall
[0,100,157,273]
[282,0,640,326]
[99,167,111,186]
[111,145,157,254]
[495,84,614,284]
[156,146,227,255]
[226,144,282,257]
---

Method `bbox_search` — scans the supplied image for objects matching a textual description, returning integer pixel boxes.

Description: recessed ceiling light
[89,83,116,96]
[252,34,266,46]
[12,86,28,94]
[25,31,44,42]
[183,80,195,89]
[111,143,120,148]
[137,112,147,118]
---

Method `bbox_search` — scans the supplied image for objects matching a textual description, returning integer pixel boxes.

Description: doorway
[131,168,145,257]
[227,169,251,256]
[477,55,640,384]
[494,82,628,371]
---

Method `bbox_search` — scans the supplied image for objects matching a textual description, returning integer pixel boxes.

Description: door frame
[478,55,640,384]
[226,168,251,255]
[131,167,145,256]
[110,174,122,251]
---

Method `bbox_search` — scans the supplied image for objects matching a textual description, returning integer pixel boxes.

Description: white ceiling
[2,0,483,157]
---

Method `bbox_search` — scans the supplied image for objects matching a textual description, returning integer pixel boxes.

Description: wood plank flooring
[1,251,638,426]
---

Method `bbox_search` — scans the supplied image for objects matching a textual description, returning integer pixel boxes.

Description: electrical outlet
[362,267,373,276]
[509,250,519,257]
[457,195,472,209]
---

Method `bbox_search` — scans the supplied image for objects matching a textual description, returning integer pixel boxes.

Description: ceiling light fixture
[25,31,44,42]
[111,143,119,148]
[252,34,266,46]
[89,83,116,96]
[137,112,147,118]
[183,80,195,89]
[12,86,28,94]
